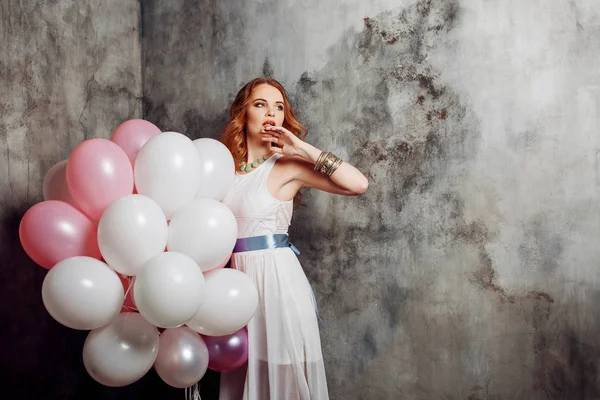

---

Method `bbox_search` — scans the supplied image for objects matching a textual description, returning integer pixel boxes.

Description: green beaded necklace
[239,153,272,173]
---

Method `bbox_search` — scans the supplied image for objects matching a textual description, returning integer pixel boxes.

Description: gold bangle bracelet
[325,155,341,176]
[314,151,344,176]
[322,154,336,174]
[314,151,329,172]
[327,157,343,176]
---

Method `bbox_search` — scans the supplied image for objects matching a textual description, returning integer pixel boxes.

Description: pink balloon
[202,327,248,372]
[67,138,134,221]
[19,200,102,269]
[110,119,161,166]
[42,160,79,209]
[203,253,232,274]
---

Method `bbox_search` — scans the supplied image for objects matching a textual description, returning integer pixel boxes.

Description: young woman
[219,78,368,400]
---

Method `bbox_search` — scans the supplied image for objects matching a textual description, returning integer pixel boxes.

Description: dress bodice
[222,153,293,238]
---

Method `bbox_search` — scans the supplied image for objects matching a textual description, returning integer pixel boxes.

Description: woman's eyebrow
[253,98,284,105]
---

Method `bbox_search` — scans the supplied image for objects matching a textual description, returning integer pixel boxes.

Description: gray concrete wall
[142,0,600,399]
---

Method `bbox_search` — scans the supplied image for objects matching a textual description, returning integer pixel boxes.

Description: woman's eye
[277,106,284,111]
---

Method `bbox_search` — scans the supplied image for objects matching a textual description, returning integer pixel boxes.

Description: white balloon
[83,312,159,387]
[98,194,168,276]
[193,138,235,201]
[134,252,205,328]
[167,199,237,271]
[42,257,124,330]
[186,269,258,336]
[134,132,202,219]
[154,326,209,388]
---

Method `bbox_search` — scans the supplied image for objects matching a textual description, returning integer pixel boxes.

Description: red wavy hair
[221,78,307,168]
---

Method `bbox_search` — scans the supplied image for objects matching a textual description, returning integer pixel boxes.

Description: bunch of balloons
[19,119,256,388]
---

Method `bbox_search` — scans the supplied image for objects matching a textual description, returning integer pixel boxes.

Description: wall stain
[452,219,555,316]
[533,327,600,399]
[262,57,274,79]
[518,215,564,274]
[182,108,228,140]
[290,0,483,388]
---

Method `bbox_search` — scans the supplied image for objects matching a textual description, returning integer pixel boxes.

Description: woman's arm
[262,126,369,196]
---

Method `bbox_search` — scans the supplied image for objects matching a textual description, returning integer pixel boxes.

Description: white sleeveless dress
[219,153,329,400]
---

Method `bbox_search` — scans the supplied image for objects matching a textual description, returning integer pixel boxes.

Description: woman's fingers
[264,126,286,135]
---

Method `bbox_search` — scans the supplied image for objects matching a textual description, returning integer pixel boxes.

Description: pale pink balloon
[110,119,161,166]
[67,138,134,221]
[19,200,102,269]
[42,160,78,209]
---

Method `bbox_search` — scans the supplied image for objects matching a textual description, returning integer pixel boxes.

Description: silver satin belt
[233,233,301,255]
[231,234,323,326]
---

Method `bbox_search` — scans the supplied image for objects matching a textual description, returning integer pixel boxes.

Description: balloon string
[185,382,201,400]
[122,275,138,312]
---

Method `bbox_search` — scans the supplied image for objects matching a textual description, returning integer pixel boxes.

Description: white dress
[219,153,329,400]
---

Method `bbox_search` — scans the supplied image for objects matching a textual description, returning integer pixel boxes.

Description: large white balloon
[186,269,258,336]
[98,194,168,276]
[42,256,123,330]
[134,132,202,219]
[193,138,235,201]
[83,312,159,387]
[154,326,209,388]
[167,199,237,271]
[134,252,205,328]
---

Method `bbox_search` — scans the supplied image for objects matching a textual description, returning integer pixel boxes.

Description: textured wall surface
[143,0,600,399]
[3,0,600,399]
[0,1,151,398]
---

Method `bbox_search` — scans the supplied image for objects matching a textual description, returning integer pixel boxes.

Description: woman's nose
[266,108,275,117]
